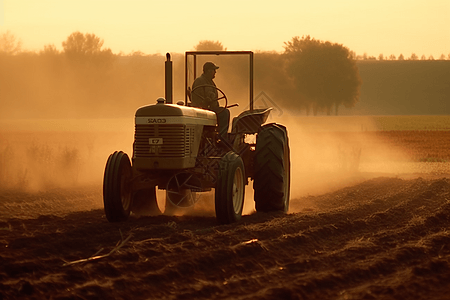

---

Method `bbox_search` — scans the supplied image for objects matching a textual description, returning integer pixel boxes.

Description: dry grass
[328,131,450,163]
[372,115,450,131]
[373,131,450,162]
[0,142,80,190]
[0,129,132,192]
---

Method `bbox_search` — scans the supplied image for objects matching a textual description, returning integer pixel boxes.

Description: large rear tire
[215,151,245,224]
[254,124,290,212]
[103,151,132,222]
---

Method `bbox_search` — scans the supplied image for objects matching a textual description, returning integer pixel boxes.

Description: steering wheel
[191,85,228,113]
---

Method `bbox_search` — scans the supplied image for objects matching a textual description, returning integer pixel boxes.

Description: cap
[203,62,219,72]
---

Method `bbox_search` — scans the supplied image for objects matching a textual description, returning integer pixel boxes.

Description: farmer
[191,62,230,140]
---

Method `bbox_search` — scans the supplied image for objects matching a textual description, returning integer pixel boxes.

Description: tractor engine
[132,98,217,171]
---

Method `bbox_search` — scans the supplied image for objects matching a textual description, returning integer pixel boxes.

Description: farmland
[0,115,449,299]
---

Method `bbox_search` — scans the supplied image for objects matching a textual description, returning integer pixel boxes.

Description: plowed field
[1,123,450,299]
[1,174,450,299]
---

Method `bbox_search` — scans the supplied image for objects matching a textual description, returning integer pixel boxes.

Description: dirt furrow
[1,177,450,299]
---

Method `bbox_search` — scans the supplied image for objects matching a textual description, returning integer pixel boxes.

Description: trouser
[210,107,230,140]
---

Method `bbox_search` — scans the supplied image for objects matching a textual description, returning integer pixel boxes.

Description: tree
[193,40,225,51]
[389,54,396,60]
[253,51,298,113]
[410,53,418,60]
[63,31,104,55]
[428,55,435,60]
[40,44,59,55]
[283,35,361,115]
[378,54,384,61]
[421,54,427,60]
[0,31,22,55]
[61,32,114,115]
[398,54,404,60]
[439,54,445,60]
[62,31,113,65]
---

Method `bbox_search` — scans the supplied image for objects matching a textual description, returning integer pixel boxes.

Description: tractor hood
[135,103,217,126]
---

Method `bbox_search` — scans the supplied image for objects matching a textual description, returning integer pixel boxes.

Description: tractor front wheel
[215,151,245,224]
[103,151,133,222]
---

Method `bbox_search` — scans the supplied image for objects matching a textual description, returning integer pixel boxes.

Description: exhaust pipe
[165,53,173,104]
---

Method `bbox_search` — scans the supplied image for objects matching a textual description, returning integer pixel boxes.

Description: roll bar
[184,51,254,111]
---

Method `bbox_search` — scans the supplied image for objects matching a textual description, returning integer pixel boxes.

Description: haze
[2,0,449,58]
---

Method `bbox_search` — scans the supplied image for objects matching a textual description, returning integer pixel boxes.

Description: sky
[1,0,449,58]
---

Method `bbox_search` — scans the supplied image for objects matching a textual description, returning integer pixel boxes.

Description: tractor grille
[134,124,194,158]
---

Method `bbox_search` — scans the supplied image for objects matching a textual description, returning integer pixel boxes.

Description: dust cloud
[269,113,412,213]
[0,118,134,192]
[0,113,413,216]
[237,111,413,215]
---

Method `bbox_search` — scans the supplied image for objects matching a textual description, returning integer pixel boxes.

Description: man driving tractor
[191,62,230,140]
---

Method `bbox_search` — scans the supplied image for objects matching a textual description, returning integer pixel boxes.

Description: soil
[1,173,450,300]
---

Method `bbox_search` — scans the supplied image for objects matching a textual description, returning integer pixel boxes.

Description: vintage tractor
[103,51,290,224]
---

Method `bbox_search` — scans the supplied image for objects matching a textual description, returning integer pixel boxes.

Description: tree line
[357,52,450,61]
[0,31,374,118]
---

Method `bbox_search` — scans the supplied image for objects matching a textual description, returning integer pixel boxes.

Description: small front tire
[215,151,245,224]
[103,151,133,222]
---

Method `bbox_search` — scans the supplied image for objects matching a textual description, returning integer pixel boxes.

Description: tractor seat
[231,108,273,134]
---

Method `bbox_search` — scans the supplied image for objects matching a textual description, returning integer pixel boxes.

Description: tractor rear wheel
[215,151,245,224]
[103,151,133,222]
[254,124,290,212]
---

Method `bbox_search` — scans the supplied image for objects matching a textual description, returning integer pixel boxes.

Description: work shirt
[191,74,219,109]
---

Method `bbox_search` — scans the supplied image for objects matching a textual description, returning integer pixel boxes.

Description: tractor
[103,51,290,224]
